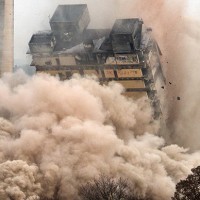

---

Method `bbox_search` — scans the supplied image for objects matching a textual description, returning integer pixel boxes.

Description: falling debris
[177,96,181,100]
[161,86,164,89]
[169,82,172,85]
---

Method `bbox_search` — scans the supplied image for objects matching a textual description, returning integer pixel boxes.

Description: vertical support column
[0,0,5,75]
[0,0,13,76]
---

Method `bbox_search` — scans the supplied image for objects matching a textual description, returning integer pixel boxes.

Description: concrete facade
[0,0,13,76]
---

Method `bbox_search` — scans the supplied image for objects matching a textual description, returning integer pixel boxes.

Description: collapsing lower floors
[32,51,164,119]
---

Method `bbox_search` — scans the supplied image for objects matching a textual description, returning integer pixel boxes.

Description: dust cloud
[0,71,199,200]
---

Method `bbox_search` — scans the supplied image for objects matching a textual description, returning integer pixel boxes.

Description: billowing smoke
[0,71,199,200]
[0,160,41,200]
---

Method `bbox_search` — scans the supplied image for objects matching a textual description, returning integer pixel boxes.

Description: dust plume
[0,71,199,200]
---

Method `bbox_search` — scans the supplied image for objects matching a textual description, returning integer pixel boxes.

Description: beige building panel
[71,70,80,75]
[116,80,145,88]
[33,56,52,66]
[33,57,44,66]
[83,70,101,78]
[59,55,76,65]
[50,57,58,66]
[104,69,115,78]
[123,92,147,99]
[117,69,143,78]
[33,56,76,66]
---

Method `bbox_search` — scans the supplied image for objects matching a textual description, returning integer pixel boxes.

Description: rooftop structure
[50,4,90,37]
[29,31,53,44]
[111,19,143,53]
[29,31,56,54]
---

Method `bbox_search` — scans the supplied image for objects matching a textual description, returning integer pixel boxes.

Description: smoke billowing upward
[0,71,200,200]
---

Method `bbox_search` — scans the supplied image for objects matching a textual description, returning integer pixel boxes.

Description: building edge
[0,0,14,76]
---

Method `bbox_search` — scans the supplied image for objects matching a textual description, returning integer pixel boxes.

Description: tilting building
[28,4,165,118]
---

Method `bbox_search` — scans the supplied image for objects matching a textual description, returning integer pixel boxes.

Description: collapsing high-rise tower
[28,4,165,118]
[0,0,13,76]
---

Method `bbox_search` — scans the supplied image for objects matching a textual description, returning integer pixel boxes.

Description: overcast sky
[14,0,200,65]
